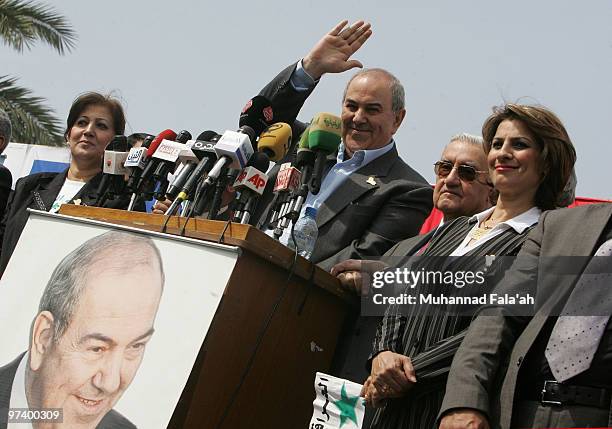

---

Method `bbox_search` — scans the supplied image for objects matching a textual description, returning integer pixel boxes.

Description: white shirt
[449,206,542,257]
[50,179,85,213]
[8,353,33,429]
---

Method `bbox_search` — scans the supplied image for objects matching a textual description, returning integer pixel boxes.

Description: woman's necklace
[67,166,96,182]
[469,213,501,241]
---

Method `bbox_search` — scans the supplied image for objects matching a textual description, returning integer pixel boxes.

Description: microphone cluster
[91,97,342,236]
[263,112,341,238]
[92,96,302,228]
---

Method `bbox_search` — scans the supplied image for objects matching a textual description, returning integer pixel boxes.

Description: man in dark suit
[256,20,433,272]
[439,202,612,429]
[0,110,13,221]
[329,132,494,378]
[0,230,165,429]
[0,355,134,429]
[327,133,494,428]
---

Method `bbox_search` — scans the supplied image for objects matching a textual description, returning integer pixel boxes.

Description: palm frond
[0,75,64,146]
[0,0,76,54]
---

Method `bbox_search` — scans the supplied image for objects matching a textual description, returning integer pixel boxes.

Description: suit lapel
[501,204,612,428]
[0,353,25,420]
[316,146,397,229]
[555,203,612,257]
[74,172,103,206]
[537,203,612,315]
[33,171,67,211]
[31,170,105,210]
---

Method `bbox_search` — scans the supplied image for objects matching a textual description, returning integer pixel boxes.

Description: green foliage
[0,75,64,146]
[0,0,76,54]
[0,0,76,145]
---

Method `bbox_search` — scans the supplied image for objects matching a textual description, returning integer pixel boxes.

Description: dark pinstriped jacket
[369,214,537,429]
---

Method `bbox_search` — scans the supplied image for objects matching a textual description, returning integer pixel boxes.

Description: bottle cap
[305,206,317,218]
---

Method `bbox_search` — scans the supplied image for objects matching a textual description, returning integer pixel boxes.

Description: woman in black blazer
[0,92,129,275]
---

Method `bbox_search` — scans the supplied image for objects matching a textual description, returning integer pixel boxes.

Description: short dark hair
[482,103,576,210]
[64,92,126,140]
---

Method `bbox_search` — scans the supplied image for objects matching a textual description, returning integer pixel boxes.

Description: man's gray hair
[450,133,484,147]
[0,109,11,142]
[37,230,165,342]
[343,68,405,113]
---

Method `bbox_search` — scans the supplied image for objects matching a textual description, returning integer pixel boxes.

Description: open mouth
[75,395,104,409]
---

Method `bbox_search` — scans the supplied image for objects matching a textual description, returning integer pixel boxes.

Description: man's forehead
[75,265,163,320]
[86,243,161,269]
[81,258,164,297]
[345,73,393,99]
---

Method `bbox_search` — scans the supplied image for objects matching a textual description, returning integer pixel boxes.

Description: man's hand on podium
[153,198,172,214]
[330,259,388,296]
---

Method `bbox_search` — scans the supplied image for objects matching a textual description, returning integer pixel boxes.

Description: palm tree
[0,75,67,146]
[0,0,76,146]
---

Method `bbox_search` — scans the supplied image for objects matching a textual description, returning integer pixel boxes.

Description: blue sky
[3,0,611,198]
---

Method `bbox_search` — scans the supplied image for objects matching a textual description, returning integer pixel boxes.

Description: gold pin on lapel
[366,176,377,186]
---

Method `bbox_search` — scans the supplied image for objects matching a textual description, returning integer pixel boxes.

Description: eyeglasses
[433,161,488,182]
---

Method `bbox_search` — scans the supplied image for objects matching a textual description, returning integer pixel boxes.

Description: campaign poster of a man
[0,231,164,429]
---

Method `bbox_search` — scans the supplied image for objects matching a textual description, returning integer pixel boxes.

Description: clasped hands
[362,351,490,429]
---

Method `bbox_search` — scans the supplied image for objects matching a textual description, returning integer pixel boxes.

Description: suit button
[517,356,523,367]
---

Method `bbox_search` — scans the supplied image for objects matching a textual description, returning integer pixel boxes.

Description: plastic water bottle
[288,206,318,259]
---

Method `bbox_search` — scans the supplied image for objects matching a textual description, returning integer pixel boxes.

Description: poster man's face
[29,264,163,428]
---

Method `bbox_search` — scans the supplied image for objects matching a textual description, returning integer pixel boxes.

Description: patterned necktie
[545,238,612,382]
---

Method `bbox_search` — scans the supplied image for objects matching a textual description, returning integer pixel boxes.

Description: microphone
[232,152,271,224]
[95,135,129,207]
[295,126,315,184]
[256,122,292,162]
[196,130,221,142]
[129,129,177,203]
[206,167,240,220]
[184,97,273,218]
[124,141,150,170]
[124,135,154,196]
[274,128,313,233]
[136,129,178,189]
[175,129,192,144]
[307,113,342,195]
[165,134,208,202]
[202,128,255,187]
[152,130,192,200]
[267,162,302,227]
[153,130,190,174]
[239,95,275,138]
[200,118,286,219]
[207,94,274,173]
[165,131,220,216]
[188,130,251,217]
[166,161,196,200]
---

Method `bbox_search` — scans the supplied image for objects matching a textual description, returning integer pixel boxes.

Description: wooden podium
[58,206,355,428]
